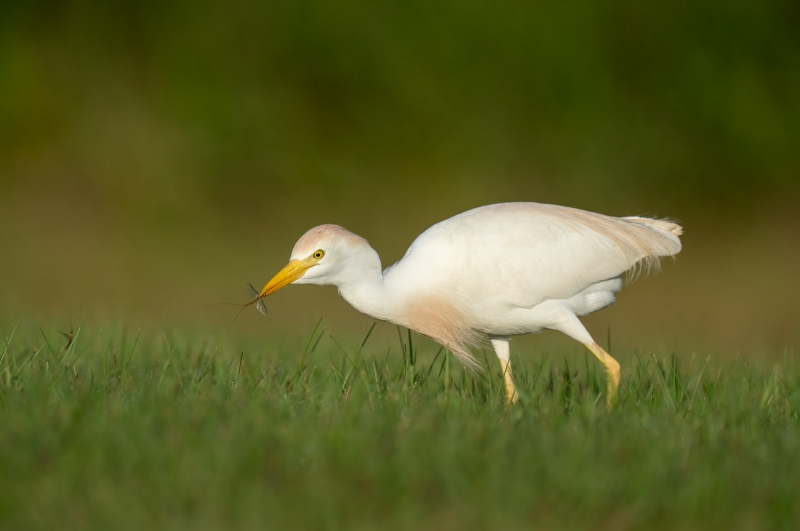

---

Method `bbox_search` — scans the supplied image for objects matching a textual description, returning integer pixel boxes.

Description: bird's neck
[334,247,399,323]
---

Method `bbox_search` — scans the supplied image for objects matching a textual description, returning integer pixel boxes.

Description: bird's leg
[490,337,519,405]
[547,316,620,408]
[584,342,620,408]
[499,358,519,405]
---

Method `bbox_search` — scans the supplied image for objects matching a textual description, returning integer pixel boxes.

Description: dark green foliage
[1,1,798,219]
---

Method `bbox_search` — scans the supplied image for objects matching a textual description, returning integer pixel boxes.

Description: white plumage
[255,202,682,405]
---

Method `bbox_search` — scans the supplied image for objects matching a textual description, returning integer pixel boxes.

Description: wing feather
[393,202,682,309]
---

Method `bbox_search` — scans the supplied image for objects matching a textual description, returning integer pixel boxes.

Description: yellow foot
[505,386,519,406]
[604,356,620,409]
[500,358,520,405]
[585,342,620,409]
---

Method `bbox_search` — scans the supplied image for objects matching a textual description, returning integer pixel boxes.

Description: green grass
[1,322,798,530]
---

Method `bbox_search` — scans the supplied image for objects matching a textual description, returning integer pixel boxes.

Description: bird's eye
[313,250,325,260]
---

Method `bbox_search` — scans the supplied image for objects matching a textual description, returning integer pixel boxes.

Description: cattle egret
[256,202,682,406]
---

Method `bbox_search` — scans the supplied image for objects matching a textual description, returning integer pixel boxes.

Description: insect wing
[246,283,260,299]
[246,283,268,315]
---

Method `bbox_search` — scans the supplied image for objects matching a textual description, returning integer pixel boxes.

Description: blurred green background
[1,0,798,353]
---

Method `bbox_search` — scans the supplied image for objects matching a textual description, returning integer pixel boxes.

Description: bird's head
[257,224,373,298]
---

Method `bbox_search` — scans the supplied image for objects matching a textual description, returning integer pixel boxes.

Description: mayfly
[221,283,268,329]
[244,282,268,315]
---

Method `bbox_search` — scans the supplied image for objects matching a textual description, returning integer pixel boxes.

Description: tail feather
[616,216,682,280]
[622,216,683,256]
[623,216,683,237]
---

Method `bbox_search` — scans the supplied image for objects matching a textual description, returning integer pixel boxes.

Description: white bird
[255,202,682,406]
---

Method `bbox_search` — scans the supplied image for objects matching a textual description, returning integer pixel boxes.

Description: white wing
[389,202,682,310]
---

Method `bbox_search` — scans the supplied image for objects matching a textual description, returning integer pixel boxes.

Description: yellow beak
[258,257,317,298]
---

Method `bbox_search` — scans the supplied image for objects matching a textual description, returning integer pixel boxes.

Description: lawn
[1,322,798,530]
